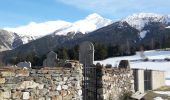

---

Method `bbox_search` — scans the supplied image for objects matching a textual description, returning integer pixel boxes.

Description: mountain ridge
[1,12,170,64]
[3,13,112,36]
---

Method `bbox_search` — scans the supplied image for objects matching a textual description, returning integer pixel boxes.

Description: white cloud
[57,0,170,19]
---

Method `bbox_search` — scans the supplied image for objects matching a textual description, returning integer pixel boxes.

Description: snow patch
[166,79,170,86]
[166,26,170,28]
[139,30,148,38]
[154,91,170,96]
[153,97,164,100]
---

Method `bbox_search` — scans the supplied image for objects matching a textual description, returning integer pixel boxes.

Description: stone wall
[95,64,134,100]
[0,61,135,100]
[0,60,83,100]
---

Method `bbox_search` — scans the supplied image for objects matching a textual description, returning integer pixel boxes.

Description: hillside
[0,29,35,51]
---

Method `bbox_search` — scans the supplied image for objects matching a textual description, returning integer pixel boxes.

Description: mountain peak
[122,12,170,31]
[129,12,163,19]
[86,13,103,20]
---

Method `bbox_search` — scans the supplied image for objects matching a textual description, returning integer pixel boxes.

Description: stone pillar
[79,41,94,67]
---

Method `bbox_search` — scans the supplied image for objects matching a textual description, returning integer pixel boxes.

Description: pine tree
[95,44,107,60]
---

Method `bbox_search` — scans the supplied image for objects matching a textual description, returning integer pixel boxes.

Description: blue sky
[0,0,170,27]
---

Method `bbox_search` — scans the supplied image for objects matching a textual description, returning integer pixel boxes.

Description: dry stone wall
[0,61,134,100]
[0,60,83,100]
[95,64,134,100]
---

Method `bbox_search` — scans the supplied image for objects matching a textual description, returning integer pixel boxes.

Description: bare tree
[139,46,146,59]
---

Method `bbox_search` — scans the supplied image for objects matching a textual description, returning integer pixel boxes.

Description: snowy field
[95,50,170,85]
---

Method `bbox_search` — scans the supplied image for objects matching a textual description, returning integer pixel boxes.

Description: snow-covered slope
[95,50,170,85]
[123,13,170,38]
[54,13,113,35]
[4,13,112,37]
[0,29,15,51]
[0,29,37,51]
[4,21,72,36]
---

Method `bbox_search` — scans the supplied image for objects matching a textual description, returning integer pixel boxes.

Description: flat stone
[78,90,82,96]
[45,74,51,79]
[63,77,68,81]
[16,70,29,77]
[0,91,11,99]
[38,84,44,89]
[12,91,22,99]
[45,96,51,100]
[23,92,29,99]
[56,85,61,91]
[63,94,73,100]
[18,80,44,89]
[52,95,62,100]
[5,77,16,84]
[39,89,48,96]
[51,74,60,77]
[49,91,59,96]
[1,71,15,77]
[30,70,36,74]
[0,78,5,84]
[38,97,45,100]
[62,85,68,90]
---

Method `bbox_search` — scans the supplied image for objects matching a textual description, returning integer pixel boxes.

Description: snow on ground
[166,26,170,28]
[139,30,148,39]
[94,50,170,85]
[153,97,164,100]
[154,91,170,96]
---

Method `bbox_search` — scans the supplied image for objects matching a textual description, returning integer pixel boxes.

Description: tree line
[7,36,170,66]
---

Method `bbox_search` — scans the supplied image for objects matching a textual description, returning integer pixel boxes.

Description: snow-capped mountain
[0,29,37,51]
[2,13,112,48]
[0,13,112,51]
[3,21,72,48]
[3,12,170,63]
[54,13,113,35]
[4,13,112,37]
[4,21,72,36]
[0,29,15,51]
[2,12,170,53]
[123,13,170,38]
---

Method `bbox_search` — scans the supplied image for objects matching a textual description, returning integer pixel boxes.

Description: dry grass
[143,91,170,100]
[144,86,170,100]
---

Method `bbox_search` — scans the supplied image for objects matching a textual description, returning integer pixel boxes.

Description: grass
[143,91,170,100]
[143,86,170,100]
